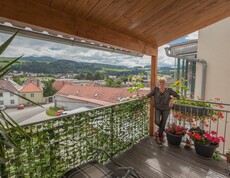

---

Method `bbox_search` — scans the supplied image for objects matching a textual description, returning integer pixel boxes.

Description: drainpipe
[165,47,207,99]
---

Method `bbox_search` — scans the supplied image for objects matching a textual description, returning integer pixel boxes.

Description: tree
[43,79,57,97]
[128,74,145,96]
[12,76,23,85]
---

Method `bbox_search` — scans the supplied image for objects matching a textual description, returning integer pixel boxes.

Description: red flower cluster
[188,129,225,145]
[166,122,187,135]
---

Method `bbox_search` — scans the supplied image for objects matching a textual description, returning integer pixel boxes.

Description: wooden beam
[149,53,158,136]
[0,0,156,56]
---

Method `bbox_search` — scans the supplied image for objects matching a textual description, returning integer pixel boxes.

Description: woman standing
[143,77,180,145]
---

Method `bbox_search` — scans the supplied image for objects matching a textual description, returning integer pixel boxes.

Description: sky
[0,26,198,68]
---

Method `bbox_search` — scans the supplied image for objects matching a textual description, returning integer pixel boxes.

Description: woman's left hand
[169,99,174,108]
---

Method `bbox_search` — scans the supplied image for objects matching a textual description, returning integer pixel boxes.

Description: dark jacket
[147,87,180,110]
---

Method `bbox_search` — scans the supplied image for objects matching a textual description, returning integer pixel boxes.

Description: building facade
[19,82,43,104]
[0,80,19,107]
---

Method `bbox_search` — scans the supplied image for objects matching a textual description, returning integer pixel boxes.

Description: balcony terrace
[0,1,230,177]
[1,99,229,177]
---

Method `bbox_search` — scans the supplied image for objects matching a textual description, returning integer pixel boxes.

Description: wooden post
[149,53,158,136]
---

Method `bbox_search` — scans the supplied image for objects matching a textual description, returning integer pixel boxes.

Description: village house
[55,84,149,110]
[0,80,20,107]
[19,82,43,105]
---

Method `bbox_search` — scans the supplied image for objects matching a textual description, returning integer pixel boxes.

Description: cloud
[185,31,198,40]
[0,32,184,67]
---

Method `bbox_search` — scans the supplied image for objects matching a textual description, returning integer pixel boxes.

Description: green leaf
[0,55,23,77]
[0,31,19,55]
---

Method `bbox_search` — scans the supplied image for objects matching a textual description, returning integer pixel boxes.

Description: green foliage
[12,76,24,85]
[170,78,188,99]
[104,78,122,88]
[128,74,145,96]
[212,151,223,161]
[42,79,57,97]
[10,59,147,77]
[2,99,149,177]
[46,106,64,116]
[0,32,28,166]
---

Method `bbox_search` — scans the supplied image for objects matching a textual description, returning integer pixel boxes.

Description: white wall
[195,17,230,102]
[195,17,230,153]
[0,90,19,107]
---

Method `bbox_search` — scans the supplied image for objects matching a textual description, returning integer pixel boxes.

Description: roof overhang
[0,0,230,56]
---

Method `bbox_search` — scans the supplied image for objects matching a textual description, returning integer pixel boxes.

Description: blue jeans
[155,109,170,138]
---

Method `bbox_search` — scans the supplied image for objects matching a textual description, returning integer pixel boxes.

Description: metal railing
[1,99,149,178]
[168,100,230,154]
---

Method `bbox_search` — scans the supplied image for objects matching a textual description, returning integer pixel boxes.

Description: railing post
[150,53,158,136]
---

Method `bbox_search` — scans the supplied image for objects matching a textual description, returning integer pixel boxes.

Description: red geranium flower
[210,131,217,135]
[188,127,225,146]
[193,133,201,140]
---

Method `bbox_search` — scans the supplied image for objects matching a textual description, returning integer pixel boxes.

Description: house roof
[0,1,229,56]
[0,80,18,93]
[64,94,113,106]
[20,82,43,93]
[23,77,39,86]
[56,85,149,104]
[52,81,73,91]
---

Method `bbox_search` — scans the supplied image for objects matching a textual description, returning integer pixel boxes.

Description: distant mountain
[11,58,134,75]
[22,56,57,62]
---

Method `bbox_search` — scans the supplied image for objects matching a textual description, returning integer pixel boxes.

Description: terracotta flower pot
[194,142,218,158]
[166,131,184,147]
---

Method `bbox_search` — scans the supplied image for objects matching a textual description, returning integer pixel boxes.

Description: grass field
[0,57,27,67]
[46,107,64,116]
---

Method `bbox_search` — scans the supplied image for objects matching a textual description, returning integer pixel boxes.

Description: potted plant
[187,127,225,158]
[165,122,188,147]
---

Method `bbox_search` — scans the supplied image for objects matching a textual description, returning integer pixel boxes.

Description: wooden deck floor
[107,137,229,178]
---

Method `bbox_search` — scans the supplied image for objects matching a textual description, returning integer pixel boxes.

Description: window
[0,101,4,105]
[31,93,34,98]
[10,93,14,97]
[10,100,15,104]
[22,94,26,97]
[0,93,3,97]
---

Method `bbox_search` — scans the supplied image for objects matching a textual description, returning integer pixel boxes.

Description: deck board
[107,137,228,178]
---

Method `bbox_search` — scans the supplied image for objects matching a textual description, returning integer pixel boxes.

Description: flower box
[173,103,209,116]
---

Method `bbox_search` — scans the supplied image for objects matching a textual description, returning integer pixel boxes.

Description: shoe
[156,137,162,145]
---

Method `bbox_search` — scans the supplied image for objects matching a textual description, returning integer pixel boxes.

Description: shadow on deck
[107,137,228,178]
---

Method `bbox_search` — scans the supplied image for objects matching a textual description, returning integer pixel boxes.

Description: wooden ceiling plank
[84,0,114,21]
[90,0,131,26]
[74,0,100,19]
[98,0,141,27]
[142,0,217,37]
[33,0,52,6]
[110,0,161,31]
[0,0,156,55]
[121,0,176,32]
[63,0,85,15]
[50,0,70,11]
[148,0,230,43]
[133,0,195,36]
[156,5,230,46]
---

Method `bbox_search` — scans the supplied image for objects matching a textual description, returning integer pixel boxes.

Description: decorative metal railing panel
[1,99,149,178]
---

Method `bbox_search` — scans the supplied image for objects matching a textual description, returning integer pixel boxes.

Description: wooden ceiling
[0,0,230,56]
